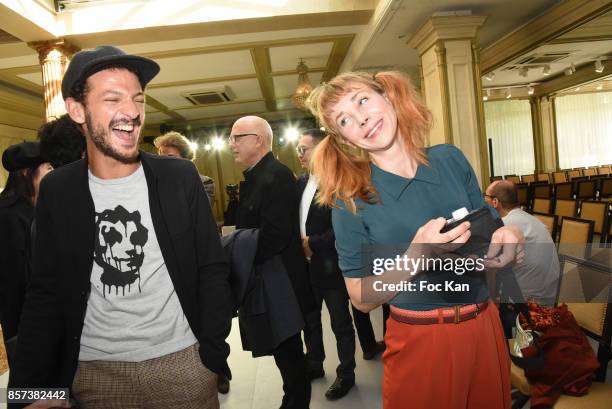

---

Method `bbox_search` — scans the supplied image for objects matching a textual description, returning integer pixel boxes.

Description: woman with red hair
[308,71,520,409]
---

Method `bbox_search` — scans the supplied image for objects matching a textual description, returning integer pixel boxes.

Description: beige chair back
[580,201,607,234]
[533,213,557,237]
[537,173,550,182]
[559,217,594,258]
[505,175,520,184]
[555,199,577,219]
[568,169,582,179]
[522,174,536,183]
[584,168,598,177]
[532,198,551,213]
[553,171,567,183]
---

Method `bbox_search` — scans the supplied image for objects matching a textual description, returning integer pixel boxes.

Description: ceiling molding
[480,0,612,74]
[323,34,355,83]
[148,74,257,89]
[270,67,327,77]
[145,95,185,122]
[141,34,355,60]
[0,72,43,96]
[548,34,612,44]
[65,11,372,49]
[163,108,311,129]
[251,47,276,112]
[535,59,612,97]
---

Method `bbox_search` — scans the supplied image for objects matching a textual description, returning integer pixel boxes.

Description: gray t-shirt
[502,208,560,304]
[79,165,197,362]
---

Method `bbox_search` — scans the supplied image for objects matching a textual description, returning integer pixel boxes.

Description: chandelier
[291,59,313,110]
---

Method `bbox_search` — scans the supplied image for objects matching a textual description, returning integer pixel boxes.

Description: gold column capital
[28,39,80,64]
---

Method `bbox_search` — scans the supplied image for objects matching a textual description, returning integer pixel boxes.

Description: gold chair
[537,173,550,182]
[601,179,612,198]
[554,182,573,200]
[576,180,597,200]
[532,198,552,214]
[532,212,558,238]
[554,199,577,220]
[584,168,598,177]
[568,169,582,180]
[597,165,610,176]
[558,217,594,258]
[552,171,567,184]
[579,201,608,236]
[506,175,521,184]
[522,174,536,184]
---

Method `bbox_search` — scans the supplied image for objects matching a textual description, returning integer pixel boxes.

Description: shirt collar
[371,161,440,200]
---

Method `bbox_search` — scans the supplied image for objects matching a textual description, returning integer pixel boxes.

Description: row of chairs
[492,165,612,184]
[530,200,611,242]
[517,178,612,214]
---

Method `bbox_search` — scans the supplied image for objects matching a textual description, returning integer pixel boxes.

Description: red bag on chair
[521,304,600,408]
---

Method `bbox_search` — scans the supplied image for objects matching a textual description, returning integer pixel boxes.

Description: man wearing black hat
[8,46,233,409]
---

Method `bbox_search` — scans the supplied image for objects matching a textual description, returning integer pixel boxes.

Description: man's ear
[65,97,86,124]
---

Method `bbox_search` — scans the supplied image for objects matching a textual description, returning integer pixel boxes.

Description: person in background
[230,115,315,409]
[297,128,356,400]
[154,131,216,208]
[39,114,86,169]
[308,70,522,409]
[0,142,52,354]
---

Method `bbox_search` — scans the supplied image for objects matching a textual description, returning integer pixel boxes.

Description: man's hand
[302,236,313,258]
[25,400,71,409]
[484,225,525,269]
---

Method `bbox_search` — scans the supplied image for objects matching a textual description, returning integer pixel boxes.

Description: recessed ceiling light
[595,59,604,73]
[542,65,551,76]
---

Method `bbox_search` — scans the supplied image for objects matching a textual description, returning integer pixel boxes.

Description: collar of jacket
[243,151,274,180]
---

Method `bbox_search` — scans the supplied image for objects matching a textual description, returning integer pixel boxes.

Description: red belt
[390,302,488,325]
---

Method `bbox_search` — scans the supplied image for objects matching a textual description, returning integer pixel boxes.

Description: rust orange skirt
[382,302,511,409]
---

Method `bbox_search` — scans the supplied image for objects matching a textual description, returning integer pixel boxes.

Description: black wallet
[440,207,503,258]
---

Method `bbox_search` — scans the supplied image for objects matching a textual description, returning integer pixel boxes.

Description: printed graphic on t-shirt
[93,205,148,297]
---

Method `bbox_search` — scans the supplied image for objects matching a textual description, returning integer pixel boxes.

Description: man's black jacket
[8,151,233,394]
[296,174,344,290]
[236,152,315,314]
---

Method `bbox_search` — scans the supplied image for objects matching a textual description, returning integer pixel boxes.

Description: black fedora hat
[61,45,160,100]
[2,142,47,172]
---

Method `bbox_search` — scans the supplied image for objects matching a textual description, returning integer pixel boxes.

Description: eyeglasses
[483,193,496,200]
[296,146,312,156]
[228,133,258,144]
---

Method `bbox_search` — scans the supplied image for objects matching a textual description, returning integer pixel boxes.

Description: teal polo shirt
[332,144,493,311]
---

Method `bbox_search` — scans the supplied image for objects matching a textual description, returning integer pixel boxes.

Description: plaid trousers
[72,344,219,409]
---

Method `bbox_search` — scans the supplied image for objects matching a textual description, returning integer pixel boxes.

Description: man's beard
[85,110,140,164]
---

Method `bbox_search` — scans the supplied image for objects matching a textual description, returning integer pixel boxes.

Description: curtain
[555,91,612,169]
[484,100,535,176]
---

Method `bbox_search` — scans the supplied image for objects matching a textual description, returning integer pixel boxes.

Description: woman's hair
[154,131,195,161]
[307,71,432,213]
[0,166,39,204]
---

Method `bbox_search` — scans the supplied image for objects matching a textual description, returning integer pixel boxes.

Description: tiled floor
[219,306,386,409]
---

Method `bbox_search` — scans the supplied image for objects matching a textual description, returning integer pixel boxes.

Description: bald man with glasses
[228,116,315,409]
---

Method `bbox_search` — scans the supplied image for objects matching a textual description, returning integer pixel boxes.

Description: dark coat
[297,175,344,290]
[221,229,303,357]
[0,195,34,342]
[236,152,315,314]
[8,152,234,397]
